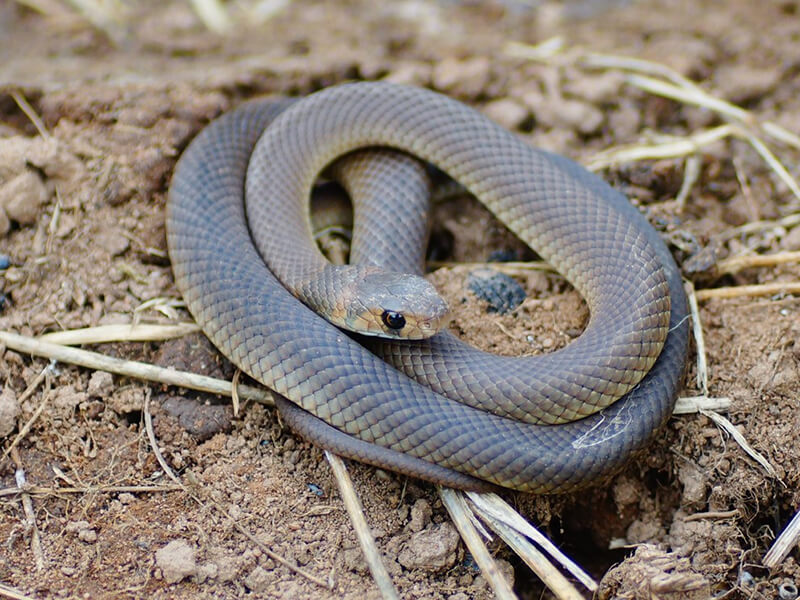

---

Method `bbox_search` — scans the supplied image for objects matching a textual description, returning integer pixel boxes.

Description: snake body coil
[167,82,689,493]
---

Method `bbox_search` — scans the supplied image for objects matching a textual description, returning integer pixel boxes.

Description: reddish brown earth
[1,1,799,598]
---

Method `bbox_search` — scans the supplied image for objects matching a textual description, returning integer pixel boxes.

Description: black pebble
[467,268,526,314]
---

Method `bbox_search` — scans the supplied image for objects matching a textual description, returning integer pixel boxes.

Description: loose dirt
[1,1,799,598]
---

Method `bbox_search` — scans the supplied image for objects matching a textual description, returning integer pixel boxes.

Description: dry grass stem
[509,42,800,202]
[467,492,596,592]
[685,282,708,395]
[62,0,127,37]
[325,451,400,600]
[467,492,586,600]
[684,510,739,522]
[0,331,275,406]
[695,282,800,301]
[2,367,53,464]
[762,121,800,151]
[741,131,800,200]
[716,251,800,275]
[9,448,45,572]
[673,396,732,415]
[10,0,71,17]
[189,0,232,33]
[10,90,50,138]
[626,74,751,123]
[143,389,182,485]
[231,369,242,416]
[247,0,292,23]
[439,488,517,600]
[134,297,185,321]
[700,409,778,478]
[428,260,554,274]
[763,507,800,568]
[0,484,181,498]
[39,323,200,345]
[586,125,734,171]
[0,582,36,600]
[580,52,701,90]
[676,154,702,210]
[717,213,800,242]
[504,37,566,61]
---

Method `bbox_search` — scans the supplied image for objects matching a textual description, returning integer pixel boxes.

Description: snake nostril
[381,310,406,330]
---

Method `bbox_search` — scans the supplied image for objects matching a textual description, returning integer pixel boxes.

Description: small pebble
[467,268,526,314]
[461,552,479,572]
[486,248,519,262]
[779,583,799,600]
[306,483,324,497]
[0,254,9,270]
[738,570,754,587]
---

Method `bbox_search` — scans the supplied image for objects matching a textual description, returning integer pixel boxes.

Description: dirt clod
[483,97,530,130]
[398,522,461,571]
[407,498,433,533]
[87,371,113,397]
[161,396,232,440]
[0,170,49,226]
[0,386,19,437]
[155,539,198,584]
[599,545,711,600]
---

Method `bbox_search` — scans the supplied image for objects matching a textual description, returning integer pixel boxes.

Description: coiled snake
[167,82,689,493]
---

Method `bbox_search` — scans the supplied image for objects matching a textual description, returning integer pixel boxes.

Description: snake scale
[167,82,689,493]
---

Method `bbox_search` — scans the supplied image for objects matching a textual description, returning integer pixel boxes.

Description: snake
[166,81,689,493]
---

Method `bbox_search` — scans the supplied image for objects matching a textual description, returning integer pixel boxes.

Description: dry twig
[0,582,36,600]
[1,365,53,465]
[0,484,181,498]
[700,409,778,479]
[468,492,596,593]
[9,448,45,571]
[0,330,274,406]
[685,282,708,395]
[763,507,800,568]
[695,282,800,301]
[467,492,591,599]
[326,452,400,600]
[39,323,200,345]
[439,488,517,600]
[715,251,800,276]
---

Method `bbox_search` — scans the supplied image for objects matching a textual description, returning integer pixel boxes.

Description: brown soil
[1,1,800,598]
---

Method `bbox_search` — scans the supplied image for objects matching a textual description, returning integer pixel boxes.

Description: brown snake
[167,82,689,492]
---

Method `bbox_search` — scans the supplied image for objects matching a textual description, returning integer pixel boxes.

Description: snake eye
[381,310,406,330]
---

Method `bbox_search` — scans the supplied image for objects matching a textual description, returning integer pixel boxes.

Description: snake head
[341,269,450,339]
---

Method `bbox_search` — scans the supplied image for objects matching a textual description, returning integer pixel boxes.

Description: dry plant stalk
[326,452,400,600]
[763,508,800,568]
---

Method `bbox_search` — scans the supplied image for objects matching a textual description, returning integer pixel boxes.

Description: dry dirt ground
[1,0,800,598]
